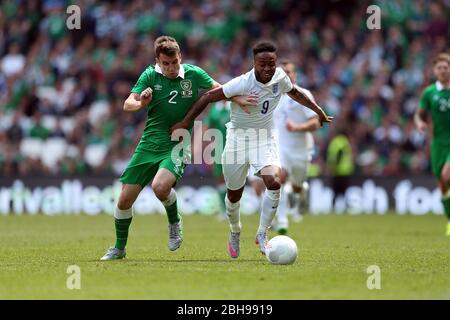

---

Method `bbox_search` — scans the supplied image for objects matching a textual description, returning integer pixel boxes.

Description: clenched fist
[140,87,153,106]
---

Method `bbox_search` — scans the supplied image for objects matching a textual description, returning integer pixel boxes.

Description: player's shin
[225,196,241,232]
[114,207,133,250]
[291,192,301,213]
[275,187,289,232]
[162,189,180,224]
[258,189,281,233]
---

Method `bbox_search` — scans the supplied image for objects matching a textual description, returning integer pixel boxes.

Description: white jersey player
[273,61,321,234]
[170,41,332,259]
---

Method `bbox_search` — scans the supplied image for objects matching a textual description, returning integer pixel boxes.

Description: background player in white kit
[170,41,332,258]
[273,60,321,234]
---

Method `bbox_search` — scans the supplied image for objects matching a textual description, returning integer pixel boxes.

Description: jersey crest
[180,79,192,91]
[272,83,279,94]
[180,79,193,98]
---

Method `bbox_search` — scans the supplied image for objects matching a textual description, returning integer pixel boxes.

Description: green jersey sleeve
[130,68,153,94]
[194,66,214,89]
[419,86,431,110]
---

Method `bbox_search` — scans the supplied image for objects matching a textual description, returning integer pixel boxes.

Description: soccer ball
[265,235,298,265]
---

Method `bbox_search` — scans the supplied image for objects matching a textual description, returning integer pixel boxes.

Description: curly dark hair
[252,40,277,57]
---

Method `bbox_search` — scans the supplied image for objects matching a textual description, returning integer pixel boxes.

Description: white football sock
[161,188,177,206]
[258,189,280,233]
[114,206,133,220]
[225,196,241,232]
[276,186,289,229]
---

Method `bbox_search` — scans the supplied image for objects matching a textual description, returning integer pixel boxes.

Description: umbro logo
[154,84,163,91]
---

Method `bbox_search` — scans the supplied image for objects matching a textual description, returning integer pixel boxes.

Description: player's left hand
[233,94,258,114]
[319,112,333,126]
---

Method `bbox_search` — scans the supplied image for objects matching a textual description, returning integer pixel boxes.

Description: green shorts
[431,142,450,178]
[120,150,186,187]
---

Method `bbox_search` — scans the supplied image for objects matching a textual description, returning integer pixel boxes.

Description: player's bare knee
[152,181,170,200]
[442,165,450,184]
[269,181,281,190]
[227,191,242,203]
[442,173,450,186]
[227,194,240,203]
[117,198,133,210]
[264,176,281,190]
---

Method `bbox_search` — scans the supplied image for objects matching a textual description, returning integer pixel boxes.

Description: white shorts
[222,133,280,191]
[279,148,312,187]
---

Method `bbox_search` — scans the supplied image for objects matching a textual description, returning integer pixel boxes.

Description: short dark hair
[154,35,180,58]
[253,41,277,57]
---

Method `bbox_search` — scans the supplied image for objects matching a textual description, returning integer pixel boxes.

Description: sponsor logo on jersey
[272,83,278,94]
[154,84,163,91]
[181,90,192,98]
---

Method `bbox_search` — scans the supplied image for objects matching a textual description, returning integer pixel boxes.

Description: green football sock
[165,201,180,224]
[442,197,450,221]
[114,217,132,250]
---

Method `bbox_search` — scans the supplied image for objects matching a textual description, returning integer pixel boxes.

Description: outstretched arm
[287,86,333,126]
[286,116,320,132]
[169,86,227,134]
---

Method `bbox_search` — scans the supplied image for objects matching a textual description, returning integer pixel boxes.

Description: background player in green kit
[101,36,253,260]
[415,53,450,236]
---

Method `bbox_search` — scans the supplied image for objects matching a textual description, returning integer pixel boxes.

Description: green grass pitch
[0,213,449,299]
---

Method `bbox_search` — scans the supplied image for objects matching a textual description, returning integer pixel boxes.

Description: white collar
[436,81,450,91]
[155,64,185,79]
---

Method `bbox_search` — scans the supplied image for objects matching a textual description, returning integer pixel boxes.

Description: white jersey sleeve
[222,75,247,98]
[279,69,294,93]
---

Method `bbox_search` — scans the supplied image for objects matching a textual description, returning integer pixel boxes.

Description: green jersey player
[415,53,450,236]
[101,36,252,260]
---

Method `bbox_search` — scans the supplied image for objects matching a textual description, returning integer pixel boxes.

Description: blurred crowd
[0,0,449,178]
